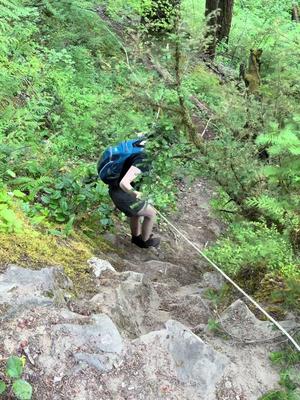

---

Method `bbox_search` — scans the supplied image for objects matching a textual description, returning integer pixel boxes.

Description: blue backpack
[97,138,145,185]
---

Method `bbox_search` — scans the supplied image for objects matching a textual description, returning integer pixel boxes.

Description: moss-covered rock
[0,226,114,294]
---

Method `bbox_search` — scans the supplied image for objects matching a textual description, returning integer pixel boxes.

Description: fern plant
[256,119,300,189]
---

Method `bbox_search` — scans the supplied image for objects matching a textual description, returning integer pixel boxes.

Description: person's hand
[134,191,143,199]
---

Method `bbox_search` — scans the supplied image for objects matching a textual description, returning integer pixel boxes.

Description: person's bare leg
[130,216,141,237]
[137,205,156,241]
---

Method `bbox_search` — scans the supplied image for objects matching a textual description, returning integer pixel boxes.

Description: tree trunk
[205,0,234,58]
[216,0,234,42]
[205,0,219,58]
[292,3,299,22]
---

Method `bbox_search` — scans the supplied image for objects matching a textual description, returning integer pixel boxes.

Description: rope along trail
[156,209,300,352]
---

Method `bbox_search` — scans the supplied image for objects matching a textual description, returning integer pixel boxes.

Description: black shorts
[109,187,146,217]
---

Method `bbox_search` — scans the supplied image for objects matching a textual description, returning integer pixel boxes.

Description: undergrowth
[259,336,300,400]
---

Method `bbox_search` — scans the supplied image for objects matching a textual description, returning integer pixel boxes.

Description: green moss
[236,264,267,294]
[264,305,287,321]
[0,225,115,294]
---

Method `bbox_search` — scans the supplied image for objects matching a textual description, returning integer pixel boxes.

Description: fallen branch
[190,95,213,116]
[217,209,237,214]
[145,53,175,85]
[201,117,212,137]
[134,95,182,114]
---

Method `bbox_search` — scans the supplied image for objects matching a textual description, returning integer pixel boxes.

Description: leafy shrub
[0,187,23,233]
[271,277,300,311]
[205,221,298,278]
[0,355,32,399]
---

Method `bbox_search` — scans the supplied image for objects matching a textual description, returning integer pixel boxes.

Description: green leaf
[6,356,23,379]
[51,191,62,200]
[0,380,6,394]
[48,229,63,236]
[13,190,26,198]
[207,319,222,333]
[12,379,32,400]
[6,169,16,178]
[55,215,67,222]
[270,351,284,365]
[288,390,300,400]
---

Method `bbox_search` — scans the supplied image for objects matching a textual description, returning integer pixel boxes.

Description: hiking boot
[131,234,144,247]
[131,234,160,248]
[141,235,160,248]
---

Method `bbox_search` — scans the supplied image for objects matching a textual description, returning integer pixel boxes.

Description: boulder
[201,271,224,291]
[219,299,299,341]
[90,270,161,337]
[0,265,72,311]
[136,320,228,399]
[37,313,123,375]
[88,257,116,278]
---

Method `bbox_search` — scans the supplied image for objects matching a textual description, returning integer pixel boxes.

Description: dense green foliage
[206,221,298,278]
[0,0,187,235]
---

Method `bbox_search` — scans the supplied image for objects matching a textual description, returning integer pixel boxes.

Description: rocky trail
[0,179,298,399]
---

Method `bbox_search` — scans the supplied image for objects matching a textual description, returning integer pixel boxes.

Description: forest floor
[1,178,296,399]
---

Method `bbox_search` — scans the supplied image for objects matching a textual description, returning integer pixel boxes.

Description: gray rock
[37,313,123,375]
[53,313,123,354]
[88,257,116,278]
[90,271,160,337]
[74,352,119,372]
[0,264,72,291]
[201,271,224,291]
[119,270,144,283]
[207,221,222,237]
[219,299,299,341]
[166,320,228,387]
[156,282,211,327]
[0,265,72,309]
[137,320,228,398]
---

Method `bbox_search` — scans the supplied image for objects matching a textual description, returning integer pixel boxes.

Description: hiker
[98,137,160,248]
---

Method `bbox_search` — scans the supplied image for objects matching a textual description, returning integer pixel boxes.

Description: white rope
[155,208,300,352]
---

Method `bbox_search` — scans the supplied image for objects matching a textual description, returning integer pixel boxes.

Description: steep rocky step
[0,263,289,399]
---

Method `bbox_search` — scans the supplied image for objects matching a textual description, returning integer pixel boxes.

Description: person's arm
[119,166,142,198]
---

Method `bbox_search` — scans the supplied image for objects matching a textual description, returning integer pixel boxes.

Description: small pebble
[225,380,232,389]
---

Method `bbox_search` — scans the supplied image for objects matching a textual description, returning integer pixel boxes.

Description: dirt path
[104,178,223,268]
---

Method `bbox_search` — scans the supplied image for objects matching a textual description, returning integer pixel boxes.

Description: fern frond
[246,195,286,221]
[12,176,54,199]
